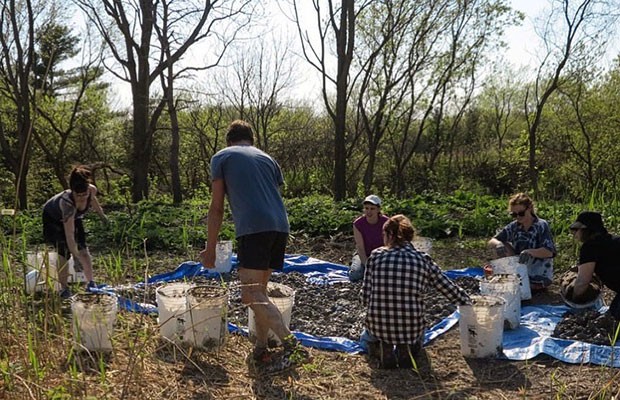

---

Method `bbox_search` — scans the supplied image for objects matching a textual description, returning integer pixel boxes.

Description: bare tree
[292,0,373,201]
[478,65,524,159]
[383,0,516,195]
[73,0,253,202]
[353,0,419,193]
[0,0,41,209]
[219,34,297,152]
[523,0,620,194]
[33,22,107,190]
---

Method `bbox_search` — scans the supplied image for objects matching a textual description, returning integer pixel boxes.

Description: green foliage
[7,190,620,258]
[385,191,506,238]
[286,195,359,236]
[86,200,231,253]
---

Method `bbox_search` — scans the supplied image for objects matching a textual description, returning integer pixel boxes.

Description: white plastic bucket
[186,285,228,349]
[156,282,194,343]
[26,251,61,292]
[480,274,521,330]
[248,282,295,346]
[214,240,233,273]
[68,256,85,283]
[72,293,118,352]
[489,256,532,300]
[458,294,505,358]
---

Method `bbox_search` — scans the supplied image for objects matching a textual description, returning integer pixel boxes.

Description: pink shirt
[354,214,389,257]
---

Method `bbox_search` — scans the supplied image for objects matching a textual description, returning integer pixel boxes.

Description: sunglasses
[509,210,527,218]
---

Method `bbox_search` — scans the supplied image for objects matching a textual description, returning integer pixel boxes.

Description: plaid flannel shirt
[361,242,470,344]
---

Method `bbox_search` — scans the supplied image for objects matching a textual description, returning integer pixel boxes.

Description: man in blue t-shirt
[200,120,308,373]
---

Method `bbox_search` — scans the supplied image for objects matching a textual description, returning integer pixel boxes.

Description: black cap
[570,211,606,232]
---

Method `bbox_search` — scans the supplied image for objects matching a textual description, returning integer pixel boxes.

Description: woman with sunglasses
[487,192,556,292]
[565,211,620,319]
[42,165,107,299]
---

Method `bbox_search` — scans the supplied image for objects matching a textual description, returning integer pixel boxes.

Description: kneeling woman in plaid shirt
[361,214,471,368]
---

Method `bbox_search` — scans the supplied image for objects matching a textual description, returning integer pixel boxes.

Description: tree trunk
[333,0,355,201]
[131,80,152,203]
[167,86,182,204]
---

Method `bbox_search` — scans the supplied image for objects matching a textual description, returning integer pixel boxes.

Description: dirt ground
[6,235,620,400]
[256,234,620,400]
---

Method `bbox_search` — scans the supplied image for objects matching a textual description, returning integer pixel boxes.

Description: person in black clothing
[42,165,107,298]
[566,211,620,319]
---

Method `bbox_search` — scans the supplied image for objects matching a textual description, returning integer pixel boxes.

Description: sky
[504,0,546,66]
[103,1,552,110]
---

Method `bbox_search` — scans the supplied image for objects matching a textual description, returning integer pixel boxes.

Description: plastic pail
[68,256,85,283]
[26,251,61,292]
[72,293,118,352]
[214,240,233,273]
[480,274,521,330]
[156,282,194,343]
[186,285,228,349]
[458,295,505,358]
[489,256,532,300]
[561,291,605,311]
[248,282,295,345]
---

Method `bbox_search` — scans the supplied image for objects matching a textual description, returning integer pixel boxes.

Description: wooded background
[2,0,620,210]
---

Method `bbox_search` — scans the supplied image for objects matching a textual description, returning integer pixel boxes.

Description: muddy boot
[395,344,413,368]
[395,342,421,369]
[367,341,381,360]
[379,342,397,369]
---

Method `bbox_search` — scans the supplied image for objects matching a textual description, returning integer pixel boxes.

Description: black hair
[69,165,91,193]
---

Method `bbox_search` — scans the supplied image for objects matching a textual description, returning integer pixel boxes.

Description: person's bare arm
[520,247,553,259]
[89,185,107,222]
[573,262,596,297]
[200,179,225,268]
[353,225,368,264]
[63,217,93,272]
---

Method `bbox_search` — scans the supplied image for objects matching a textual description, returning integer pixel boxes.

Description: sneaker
[86,281,97,290]
[59,288,72,300]
[252,347,274,364]
[249,348,293,375]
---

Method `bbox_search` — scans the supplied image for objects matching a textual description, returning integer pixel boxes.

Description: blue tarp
[97,255,620,366]
[501,304,620,367]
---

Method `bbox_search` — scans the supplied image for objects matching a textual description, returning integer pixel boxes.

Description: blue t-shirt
[210,145,289,237]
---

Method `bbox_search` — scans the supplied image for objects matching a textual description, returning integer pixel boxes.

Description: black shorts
[42,212,87,259]
[236,231,288,270]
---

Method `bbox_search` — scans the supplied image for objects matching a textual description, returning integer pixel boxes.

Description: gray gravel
[227,272,481,341]
[553,310,620,345]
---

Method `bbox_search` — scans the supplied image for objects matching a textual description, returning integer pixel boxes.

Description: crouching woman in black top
[568,211,620,319]
[42,165,107,298]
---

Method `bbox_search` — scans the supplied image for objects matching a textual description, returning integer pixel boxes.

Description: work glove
[561,281,575,301]
[494,244,507,257]
[518,250,533,265]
